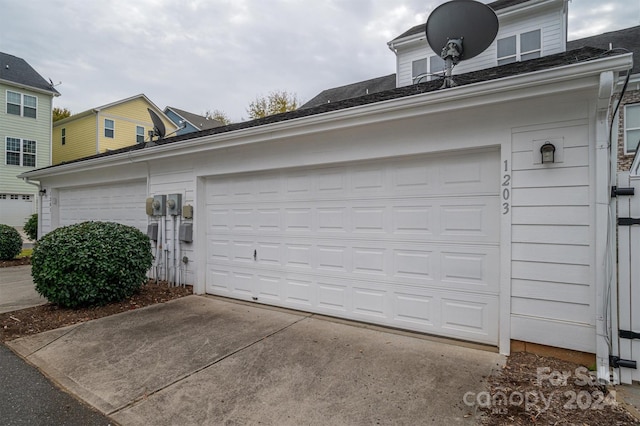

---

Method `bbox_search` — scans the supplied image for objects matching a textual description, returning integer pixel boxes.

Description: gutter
[19,52,633,180]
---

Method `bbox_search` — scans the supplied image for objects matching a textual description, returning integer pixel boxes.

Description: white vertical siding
[509,120,594,352]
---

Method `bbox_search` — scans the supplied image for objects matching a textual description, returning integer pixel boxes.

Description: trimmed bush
[0,224,22,260]
[32,221,153,308]
[24,213,38,241]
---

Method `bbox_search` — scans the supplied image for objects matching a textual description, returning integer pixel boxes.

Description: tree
[53,107,71,122]
[246,90,299,120]
[204,109,231,125]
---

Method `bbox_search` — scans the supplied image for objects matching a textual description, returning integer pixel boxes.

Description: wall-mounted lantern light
[38,188,47,196]
[540,142,556,164]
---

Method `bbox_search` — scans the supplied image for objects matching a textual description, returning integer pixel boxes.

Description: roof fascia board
[21,53,632,180]
[0,78,59,96]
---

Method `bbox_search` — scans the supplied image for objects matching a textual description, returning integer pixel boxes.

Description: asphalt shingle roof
[39,46,622,172]
[567,25,640,75]
[166,106,224,130]
[300,74,397,109]
[0,52,60,95]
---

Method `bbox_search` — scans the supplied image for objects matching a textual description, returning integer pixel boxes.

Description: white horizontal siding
[509,120,594,351]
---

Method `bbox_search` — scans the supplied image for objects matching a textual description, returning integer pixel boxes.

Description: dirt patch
[0,257,31,268]
[479,351,639,425]
[1,280,192,342]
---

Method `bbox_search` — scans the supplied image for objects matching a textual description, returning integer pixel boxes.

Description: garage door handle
[253,250,257,261]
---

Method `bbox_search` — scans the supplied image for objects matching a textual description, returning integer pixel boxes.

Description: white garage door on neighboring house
[58,180,148,232]
[205,149,501,345]
[0,194,34,227]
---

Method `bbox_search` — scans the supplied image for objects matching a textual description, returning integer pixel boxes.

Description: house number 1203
[502,160,511,215]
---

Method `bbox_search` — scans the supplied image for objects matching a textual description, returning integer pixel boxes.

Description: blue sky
[1,0,638,122]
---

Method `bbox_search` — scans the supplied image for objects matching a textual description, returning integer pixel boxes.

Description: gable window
[520,30,541,61]
[497,30,541,65]
[104,119,114,138]
[625,104,640,154]
[6,91,37,118]
[412,55,446,83]
[136,126,145,143]
[6,137,36,167]
[61,128,66,145]
[412,58,428,83]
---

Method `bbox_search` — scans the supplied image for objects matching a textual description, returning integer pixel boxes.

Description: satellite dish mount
[147,108,166,143]
[425,0,499,89]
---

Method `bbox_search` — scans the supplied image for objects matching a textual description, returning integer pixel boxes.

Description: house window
[412,58,428,83]
[497,36,517,65]
[625,104,640,154]
[104,119,114,138]
[520,30,541,61]
[61,128,66,145]
[6,91,37,118]
[7,91,21,115]
[136,126,145,143]
[5,137,36,167]
[497,30,541,65]
[23,95,37,118]
[412,55,446,83]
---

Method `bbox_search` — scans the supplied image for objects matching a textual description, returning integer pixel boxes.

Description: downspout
[22,177,43,239]
[95,110,100,154]
[595,70,615,383]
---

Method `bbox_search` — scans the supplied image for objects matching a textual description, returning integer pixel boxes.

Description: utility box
[179,223,193,243]
[167,193,182,216]
[145,198,154,216]
[183,205,193,219]
[147,223,159,240]
[152,195,166,216]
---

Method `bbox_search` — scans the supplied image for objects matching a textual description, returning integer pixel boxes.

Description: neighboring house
[19,0,639,384]
[0,52,60,226]
[567,26,640,171]
[52,94,177,165]
[164,106,224,136]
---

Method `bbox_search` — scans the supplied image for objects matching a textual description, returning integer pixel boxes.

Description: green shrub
[32,221,153,308]
[24,213,38,241]
[0,225,22,260]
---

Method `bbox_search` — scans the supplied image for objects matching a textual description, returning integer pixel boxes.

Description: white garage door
[58,181,148,232]
[0,194,34,226]
[205,150,500,344]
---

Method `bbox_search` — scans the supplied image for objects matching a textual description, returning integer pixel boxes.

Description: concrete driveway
[7,295,503,425]
[0,265,46,314]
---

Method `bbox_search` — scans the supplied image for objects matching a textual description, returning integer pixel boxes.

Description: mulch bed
[0,257,31,268]
[479,351,640,425]
[0,258,192,342]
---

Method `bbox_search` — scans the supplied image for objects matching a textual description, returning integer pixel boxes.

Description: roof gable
[0,52,60,95]
[390,0,548,43]
[300,74,396,109]
[165,106,224,130]
[567,25,640,75]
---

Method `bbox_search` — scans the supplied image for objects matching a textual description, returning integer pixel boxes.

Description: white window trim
[5,137,37,167]
[497,29,541,65]
[624,103,640,155]
[6,90,37,118]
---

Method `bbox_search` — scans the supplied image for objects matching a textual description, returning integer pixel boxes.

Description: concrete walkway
[7,296,503,425]
[0,265,45,314]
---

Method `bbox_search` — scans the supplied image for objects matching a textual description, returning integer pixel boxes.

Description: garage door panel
[206,150,499,344]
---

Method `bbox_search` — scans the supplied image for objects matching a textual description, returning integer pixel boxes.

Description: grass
[17,248,32,258]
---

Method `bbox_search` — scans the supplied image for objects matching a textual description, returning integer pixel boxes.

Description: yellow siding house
[52,94,177,165]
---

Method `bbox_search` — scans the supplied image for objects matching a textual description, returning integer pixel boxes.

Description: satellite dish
[425,0,499,88]
[147,108,166,140]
